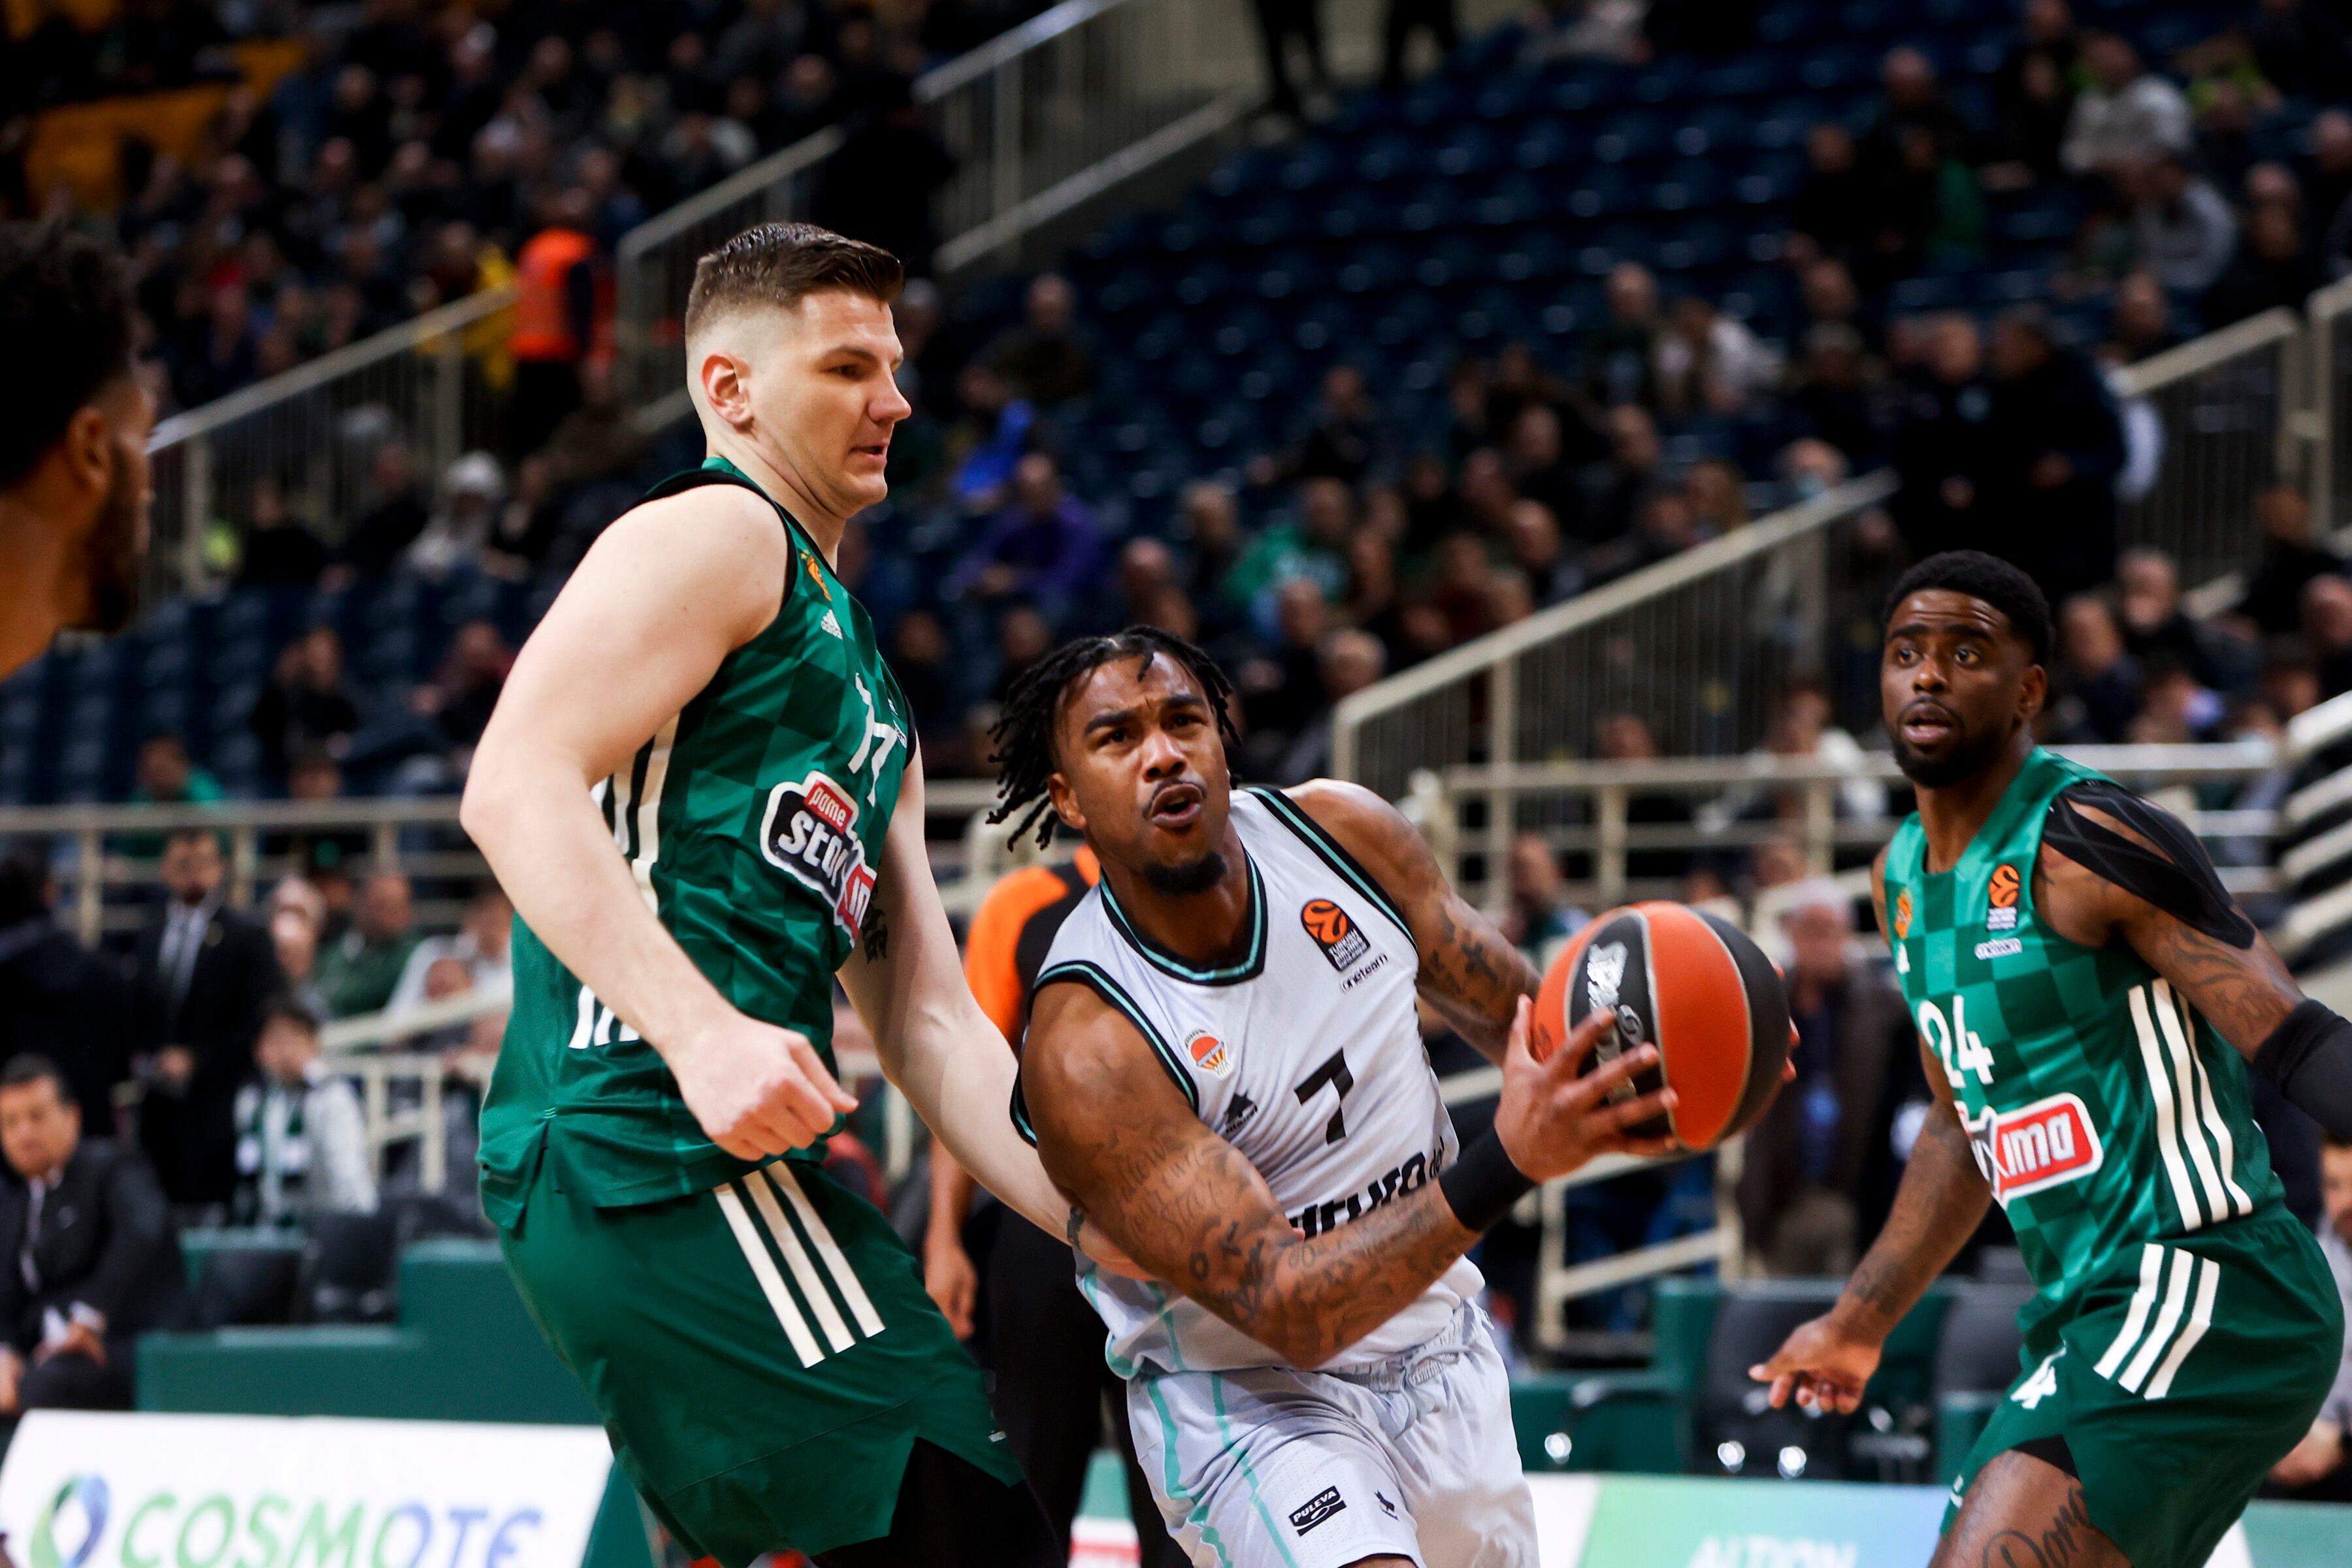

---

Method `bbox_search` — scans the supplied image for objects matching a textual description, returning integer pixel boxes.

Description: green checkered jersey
[1883,749,2285,1345]
[480,457,911,1222]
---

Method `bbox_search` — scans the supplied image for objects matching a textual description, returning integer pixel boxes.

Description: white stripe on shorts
[2094,1243,2166,1380]
[744,1168,856,1353]
[2145,1256,2221,1399]
[715,1181,824,1367]
[2120,1248,2197,1394]
[764,1164,886,1337]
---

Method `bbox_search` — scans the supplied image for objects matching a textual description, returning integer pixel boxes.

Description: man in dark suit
[1,1054,187,1437]
[0,844,134,1126]
[129,828,281,1211]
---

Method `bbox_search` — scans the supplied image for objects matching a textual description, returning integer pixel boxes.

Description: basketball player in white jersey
[989,629,1681,1568]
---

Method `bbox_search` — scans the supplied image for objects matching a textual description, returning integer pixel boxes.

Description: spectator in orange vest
[508,189,609,456]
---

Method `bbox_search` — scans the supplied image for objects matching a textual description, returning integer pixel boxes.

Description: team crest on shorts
[1986,863,2021,931]
[759,769,876,938]
[1185,1028,1235,1079]
[1301,898,1371,970]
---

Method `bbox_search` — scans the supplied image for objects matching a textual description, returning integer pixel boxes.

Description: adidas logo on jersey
[1963,1092,2104,1205]
[758,770,877,939]
[819,609,844,640]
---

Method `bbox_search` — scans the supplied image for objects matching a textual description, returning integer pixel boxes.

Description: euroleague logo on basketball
[1184,1028,1235,1079]
[1986,862,2021,932]
[1301,898,1371,971]
[1581,940,1646,1082]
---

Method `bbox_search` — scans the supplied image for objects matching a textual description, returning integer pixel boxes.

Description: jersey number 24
[1918,995,1996,1090]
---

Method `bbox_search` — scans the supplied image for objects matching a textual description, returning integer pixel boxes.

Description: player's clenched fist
[672,1011,858,1158]
[1494,996,1681,1183]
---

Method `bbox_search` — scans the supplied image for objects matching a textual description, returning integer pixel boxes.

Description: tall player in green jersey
[463,225,1111,1567]
[1754,551,2352,1568]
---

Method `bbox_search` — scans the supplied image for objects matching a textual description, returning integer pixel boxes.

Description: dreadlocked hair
[988,627,1242,849]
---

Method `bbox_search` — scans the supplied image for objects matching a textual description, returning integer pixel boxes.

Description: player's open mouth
[1899,702,1957,745]
[1147,781,1203,829]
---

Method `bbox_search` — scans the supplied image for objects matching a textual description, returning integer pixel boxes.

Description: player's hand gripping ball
[1530,902,1792,1150]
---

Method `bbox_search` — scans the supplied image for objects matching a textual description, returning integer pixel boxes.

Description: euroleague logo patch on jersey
[1184,1028,1235,1079]
[1986,862,2021,932]
[1894,889,1913,938]
[758,769,876,939]
[1301,898,1371,971]
[1965,1091,2105,1205]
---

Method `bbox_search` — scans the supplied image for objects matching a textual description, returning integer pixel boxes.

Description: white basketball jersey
[1024,786,1481,1374]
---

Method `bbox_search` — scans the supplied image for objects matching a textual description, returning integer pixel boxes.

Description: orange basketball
[1529,902,1791,1150]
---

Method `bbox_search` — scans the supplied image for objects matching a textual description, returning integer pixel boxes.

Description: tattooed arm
[1022,979,1675,1367]
[1752,849,1991,1413]
[2034,795,2302,1057]
[1284,779,1541,1062]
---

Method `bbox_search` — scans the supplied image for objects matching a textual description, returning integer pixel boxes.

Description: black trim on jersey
[1033,960,1201,1112]
[2044,781,2255,949]
[1098,854,1269,986]
[1245,786,1414,944]
[637,465,824,598]
[2012,1434,2079,1480]
[1009,1077,1038,1148]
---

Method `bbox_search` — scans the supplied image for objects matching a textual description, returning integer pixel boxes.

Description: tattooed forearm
[1026,988,1479,1367]
[1836,1093,1988,1335]
[2127,915,2299,1057]
[1419,895,1541,1058]
[1179,1157,1474,1365]
[862,903,890,963]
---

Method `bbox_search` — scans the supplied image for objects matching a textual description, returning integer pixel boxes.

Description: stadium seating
[0,0,2300,804]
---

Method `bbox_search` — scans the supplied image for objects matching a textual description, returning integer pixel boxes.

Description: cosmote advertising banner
[0,1414,612,1568]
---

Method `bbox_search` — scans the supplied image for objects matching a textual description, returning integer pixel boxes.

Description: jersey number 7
[1293,1048,1354,1144]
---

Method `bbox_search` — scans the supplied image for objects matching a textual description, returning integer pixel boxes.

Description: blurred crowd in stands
[0,0,1036,416]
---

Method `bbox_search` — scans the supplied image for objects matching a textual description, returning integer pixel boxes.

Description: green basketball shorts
[1944,1211,2344,1568]
[497,1149,1022,1564]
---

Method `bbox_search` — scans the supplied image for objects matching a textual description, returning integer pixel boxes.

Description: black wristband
[1439,1130,1537,1233]
[2255,998,2352,1140]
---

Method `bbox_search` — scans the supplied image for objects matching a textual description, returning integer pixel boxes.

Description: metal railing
[1330,472,1901,821]
[613,0,1264,423]
[144,288,517,602]
[2269,690,2352,962]
[2112,306,2305,596]
[0,777,1006,945]
[1411,744,2283,915]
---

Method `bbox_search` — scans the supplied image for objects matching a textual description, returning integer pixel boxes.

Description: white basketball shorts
[1124,1302,1539,1568]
